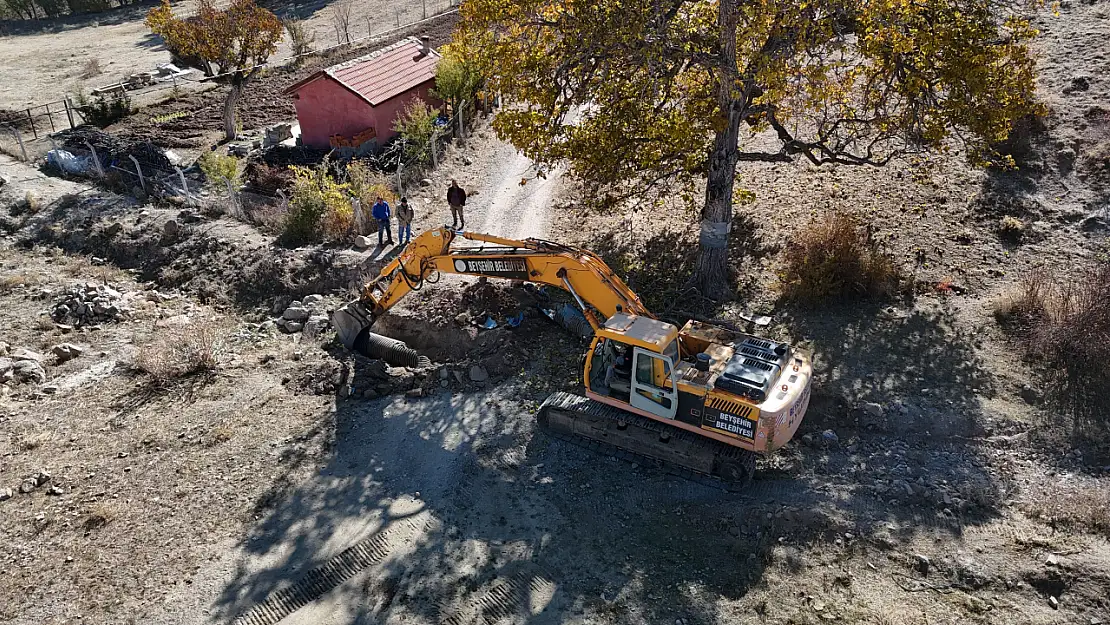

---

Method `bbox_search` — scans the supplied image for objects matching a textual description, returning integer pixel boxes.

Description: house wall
[370,81,442,145]
[291,77,443,150]
[291,77,378,150]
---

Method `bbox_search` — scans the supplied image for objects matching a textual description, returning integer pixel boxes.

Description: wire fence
[0,99,86,139]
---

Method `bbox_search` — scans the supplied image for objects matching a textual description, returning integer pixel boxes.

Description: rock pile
[275,294,331,337]
[51,283,130,327]
[348,356,437,399]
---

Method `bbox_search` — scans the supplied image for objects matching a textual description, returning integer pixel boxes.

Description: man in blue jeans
[371,196,393,246]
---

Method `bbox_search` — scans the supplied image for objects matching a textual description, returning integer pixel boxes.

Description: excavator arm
[333,227,652,351]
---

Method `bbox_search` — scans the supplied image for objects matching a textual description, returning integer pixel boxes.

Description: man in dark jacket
[447,180,466,230]
[372,196,393,246]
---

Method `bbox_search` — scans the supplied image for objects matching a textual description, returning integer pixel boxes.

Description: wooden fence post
[26,109,37,139]
[129,155,146,192]
[458,101,466,142]
[8,127,27,162]
[63,98,75,129]
[84,140,104,178]
[226,179,240,218]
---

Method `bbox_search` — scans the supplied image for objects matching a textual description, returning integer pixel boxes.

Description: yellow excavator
[334,227,812,485]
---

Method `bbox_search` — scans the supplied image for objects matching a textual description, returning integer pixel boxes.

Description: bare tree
[283,18,315,60]
[330,0,353,44]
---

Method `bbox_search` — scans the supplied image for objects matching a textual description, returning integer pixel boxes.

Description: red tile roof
[285,38,441,106]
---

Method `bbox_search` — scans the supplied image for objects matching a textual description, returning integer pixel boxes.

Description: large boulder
[283,306,311,322]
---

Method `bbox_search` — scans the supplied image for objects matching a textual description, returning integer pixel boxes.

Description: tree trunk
[690,0,743,301]
[223,77,242,142]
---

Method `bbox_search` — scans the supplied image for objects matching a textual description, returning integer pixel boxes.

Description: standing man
[372,196,393,247]
[396,196,414,245]
[447,180,466,230]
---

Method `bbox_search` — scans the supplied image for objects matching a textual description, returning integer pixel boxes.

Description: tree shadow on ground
[206,301,1010,624]
[136,31,167,50]
[589,211,776,316]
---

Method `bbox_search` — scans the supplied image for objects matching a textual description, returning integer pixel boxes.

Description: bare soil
[0,3,1109,625]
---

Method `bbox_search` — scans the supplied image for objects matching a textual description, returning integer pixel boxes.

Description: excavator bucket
[333,301,430,368]
[333,301,375,351]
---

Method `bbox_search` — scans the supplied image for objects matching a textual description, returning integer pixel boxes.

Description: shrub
[84,502,117,532]
[393,98,439,163]
[433,43,482,114]
[134,323,223,385]
[284,18,315,59]
[197,151,241,188]
[245,162,294,195]
[346,160,396,207]
[80,58,102,79]
[75,89,134,128]
[1024,264,1110,427]
[999,215,1026,242]
[780,212,899,303]
[282,162,352,244]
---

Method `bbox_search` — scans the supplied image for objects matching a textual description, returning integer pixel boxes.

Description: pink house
[284,37,442,152]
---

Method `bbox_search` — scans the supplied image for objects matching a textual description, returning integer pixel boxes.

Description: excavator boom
[334,227,650,350]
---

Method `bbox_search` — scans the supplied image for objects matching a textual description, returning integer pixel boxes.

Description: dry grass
[1023,483,1110,537]
[0,272,41,293]
[1000,265,1110,426]
[80,58,102,79]
[15,428,52,452]
[133,323,224,385]
[34,315,56,332]
[993,269,1050,331]
[24,190,40,213]
[779,212,900,304]
[207,424,234,445]
[62,256,129,283]
[9,191,41,217]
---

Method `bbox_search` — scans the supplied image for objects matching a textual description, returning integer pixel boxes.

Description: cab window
[635,352,672,388]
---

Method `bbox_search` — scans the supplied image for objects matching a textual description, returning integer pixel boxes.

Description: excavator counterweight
[334,227,812,486]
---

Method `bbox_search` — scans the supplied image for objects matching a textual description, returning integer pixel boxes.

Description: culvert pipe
[354,330,432,368]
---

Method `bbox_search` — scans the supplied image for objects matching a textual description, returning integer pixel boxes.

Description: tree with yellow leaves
[455,0,1042,298]
[147,0,282,141]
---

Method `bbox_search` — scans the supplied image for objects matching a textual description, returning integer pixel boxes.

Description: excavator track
[537,392,757,491]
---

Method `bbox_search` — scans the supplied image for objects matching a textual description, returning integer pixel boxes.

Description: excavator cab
[586,313,681,421]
